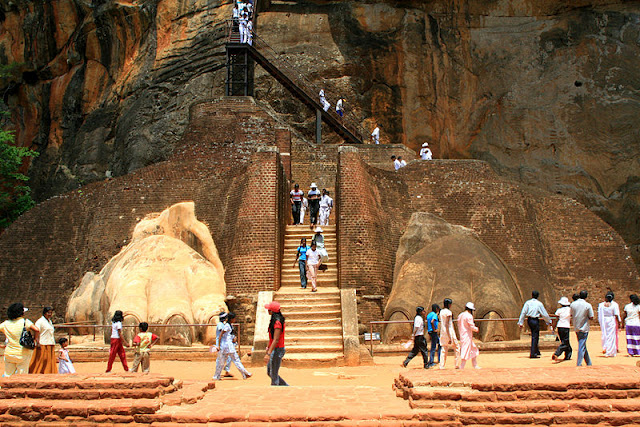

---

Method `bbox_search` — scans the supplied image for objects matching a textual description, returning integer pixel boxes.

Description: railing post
[370,322,373,357]
[316,109,322,144]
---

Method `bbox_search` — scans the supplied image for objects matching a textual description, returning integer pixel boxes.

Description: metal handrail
[226,20,365,143]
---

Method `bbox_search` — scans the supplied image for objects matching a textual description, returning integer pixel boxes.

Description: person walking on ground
[401,306,429,369]
[299,196,308,225]
[371,125,380,144]
[336,98,344,117]
[319,89,330,112]
[290,184,304,225]
[214,312,233,378]
[598,291,621,357]
[552,297,572,362]
[308,183,321,230]
[57,337,75,374]
[318,189,333,226]
[427,304,441,367]
[293,238,309,289]
[213,312,251,380]
[264,301,288,386]
[623,294,640,356]
[305,242,322,292]
[106,310,129,372]
[518,291,552,359]
[457,302,480,369]
[420,142,432,160]
[0,303,39,377]
[571,290,594,366]
[29,306,56,374]
[130,322,159,373]
[439,298,460,369]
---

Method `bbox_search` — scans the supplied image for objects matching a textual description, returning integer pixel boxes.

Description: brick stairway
[278,224,344,366]
[394,365,640,425]
[0,373,214,424]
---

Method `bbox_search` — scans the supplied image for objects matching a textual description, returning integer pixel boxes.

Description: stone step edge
[406,397,640,412]
[0,376,176,390]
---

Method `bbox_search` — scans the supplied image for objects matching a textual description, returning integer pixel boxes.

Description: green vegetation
[0,128,38,229]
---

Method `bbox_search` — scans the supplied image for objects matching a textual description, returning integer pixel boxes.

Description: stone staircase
[278,224,344,366]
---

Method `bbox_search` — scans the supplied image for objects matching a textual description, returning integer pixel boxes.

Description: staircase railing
[226,20,365,143]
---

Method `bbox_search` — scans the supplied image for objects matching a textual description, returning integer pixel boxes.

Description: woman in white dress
[598,291,622,357]
[439,298,460,369]
[299,197,308,225]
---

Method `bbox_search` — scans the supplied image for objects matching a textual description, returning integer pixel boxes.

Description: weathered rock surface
[66,202,227,345]
[384,213,526,342]
[1,0,638,268]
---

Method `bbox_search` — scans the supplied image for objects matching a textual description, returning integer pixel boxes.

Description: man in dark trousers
[290,184,304,225]
[402,306,430,369]
[518,291,551,358]
[307,183,321,230]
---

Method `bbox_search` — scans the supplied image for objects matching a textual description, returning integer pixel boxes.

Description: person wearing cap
[457,302,480,369]
[308,183,321,230]
[213,312,252,380]
[420,143,432,160]
[318,189,333,226]
[401,306,430,369]
[290,184,304,225]
[305,242,322,292]
[0,303,39,376]
[336,98,344,117]
[371,125,380,144]
[29,306,56,374]
[439,298,460,369]
[264,301,288,386]
[552,297,572,362]
[215,312,233,378]
[517,291,551,359]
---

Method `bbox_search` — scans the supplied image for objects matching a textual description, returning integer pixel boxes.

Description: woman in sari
[598,291,621,357]
[623,294,640,356]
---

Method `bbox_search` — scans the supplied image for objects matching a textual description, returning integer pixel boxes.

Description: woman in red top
[264,301,288,386]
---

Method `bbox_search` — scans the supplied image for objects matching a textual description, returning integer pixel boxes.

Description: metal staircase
[225,22,364,144]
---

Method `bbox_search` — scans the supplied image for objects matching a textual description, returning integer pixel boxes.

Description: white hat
[558,297,570,306]
[315,227,323,233]
[310,183,317,188]
[23,307,29,313]
[422,142,429,147]
[465,302,475,311]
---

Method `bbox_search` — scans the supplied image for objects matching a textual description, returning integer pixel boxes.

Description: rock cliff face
[1,0,638,266]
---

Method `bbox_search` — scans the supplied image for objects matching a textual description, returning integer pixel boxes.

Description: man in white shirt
[318,189,333,226]
[393,156,402,171]
[552,297,572,362]
[518,291,551,358]
[402,306,429,369]
[336,98,344,117]
[439,298,460,369]
[571,290,594,366]
[371,126,380,144]
[398,156,407,168]
[305,242,322,292]
[307,183,321,230]
[420,142,432,160]
[319,90,330,112]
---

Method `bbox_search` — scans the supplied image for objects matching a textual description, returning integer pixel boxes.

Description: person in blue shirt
[292,238,309,289]
[518,290,551,359]
[427,304,441,367]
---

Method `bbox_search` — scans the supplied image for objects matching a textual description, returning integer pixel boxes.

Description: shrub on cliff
[0,128,38,229]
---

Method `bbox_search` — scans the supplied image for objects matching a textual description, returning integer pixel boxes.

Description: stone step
[285,310,341,320]
[286,225,336,231]
[283,344,343,354]
[276,287,340,297]
[276,295,341,305]
[286,326,343,336]
[0,398,161,420]
[281,352,345,368]
[0,387,167,400]
[0,374,175,390]
[286,336,343,346]
[280,279,338,287]
[277,302,340,312]
[286,318,341,328]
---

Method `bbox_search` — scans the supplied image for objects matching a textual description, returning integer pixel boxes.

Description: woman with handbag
[29,306,57,374]
[0,302,39,376]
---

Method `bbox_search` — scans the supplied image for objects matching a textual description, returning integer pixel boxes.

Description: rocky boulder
[66,202,227,346]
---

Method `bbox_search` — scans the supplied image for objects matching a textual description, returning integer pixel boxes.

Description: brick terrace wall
[338,152,640,327]
[0,97,290,344]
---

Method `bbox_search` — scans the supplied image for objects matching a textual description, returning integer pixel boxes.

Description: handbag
[19,319,36,350]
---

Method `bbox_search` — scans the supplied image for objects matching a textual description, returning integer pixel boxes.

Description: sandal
[311,288,317,292]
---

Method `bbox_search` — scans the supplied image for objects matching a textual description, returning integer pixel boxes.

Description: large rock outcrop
[1,0,638,268]
[66,202,227,345]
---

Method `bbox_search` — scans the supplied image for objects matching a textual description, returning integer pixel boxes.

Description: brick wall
[0,97,290,344]
[337,152,640,326]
